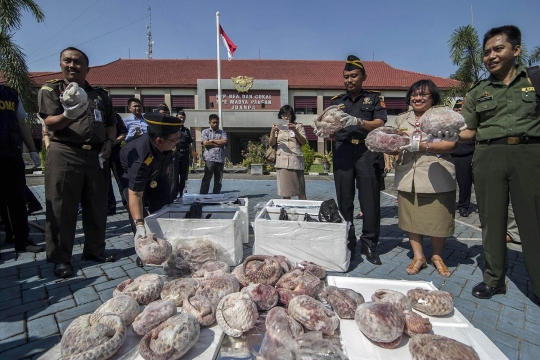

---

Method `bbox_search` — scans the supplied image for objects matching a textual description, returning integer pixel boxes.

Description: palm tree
[0,0,44,123]
[448,25,485,85]
[528,45,540,66]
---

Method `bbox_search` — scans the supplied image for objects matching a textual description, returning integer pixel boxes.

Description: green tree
[0,0,45,123]
[448,25,484,86]
[526,45,540,66]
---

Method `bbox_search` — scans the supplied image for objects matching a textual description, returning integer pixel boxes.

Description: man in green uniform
[38,47,117,278]
[457,25,540,304]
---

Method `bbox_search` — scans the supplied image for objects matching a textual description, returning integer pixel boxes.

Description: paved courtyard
[0,175,538,359]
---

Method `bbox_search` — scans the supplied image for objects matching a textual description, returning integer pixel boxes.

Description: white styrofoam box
[170,197,249,244]
[144,207,243,266]
[39,316,224,360]
[254,199,350,272]
[327,277,508,360]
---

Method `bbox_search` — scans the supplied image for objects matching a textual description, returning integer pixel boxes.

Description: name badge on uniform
[363,97,372,105]
[150,181,157,188]
[289,130,296,138]
[94,109,103,122]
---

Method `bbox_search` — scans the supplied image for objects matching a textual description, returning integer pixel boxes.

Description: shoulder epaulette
[46,79,62,84]
[331,94,343,100]
[93,86,109,93]
[367,90,380,93]
[468,79,485,91]
[397,109,412,116]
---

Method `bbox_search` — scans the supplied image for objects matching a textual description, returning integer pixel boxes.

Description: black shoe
[82,252,115,263]
[472,282,506,299]
[136,256,144,267]
[26,203,43,215]
[361,245,382,265]
[54,262,73,278]
[15,239,43,253]
[458,208,469,217]
[354,213,363,220]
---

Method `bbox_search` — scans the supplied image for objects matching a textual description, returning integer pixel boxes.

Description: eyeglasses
[281,114,292,119]
[410,92,431,99]
[164,136,180,144]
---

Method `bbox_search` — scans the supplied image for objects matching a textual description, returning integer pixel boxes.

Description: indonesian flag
[219,25,237,60]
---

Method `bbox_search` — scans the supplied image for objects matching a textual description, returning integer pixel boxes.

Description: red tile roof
[23,59,459,90]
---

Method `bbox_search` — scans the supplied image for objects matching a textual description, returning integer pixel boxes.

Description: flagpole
[216,11,223,129]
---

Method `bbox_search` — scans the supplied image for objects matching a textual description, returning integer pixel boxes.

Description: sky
[14,0,540,78]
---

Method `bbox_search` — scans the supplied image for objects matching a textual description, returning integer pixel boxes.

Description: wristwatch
[134,219,144,226]
[356,118,365,126]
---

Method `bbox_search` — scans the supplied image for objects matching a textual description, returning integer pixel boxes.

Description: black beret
[344,55,364,71]
[157,103,170,112]
[145,112,182,135]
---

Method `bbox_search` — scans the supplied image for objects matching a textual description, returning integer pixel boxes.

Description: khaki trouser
[473,144,540,297]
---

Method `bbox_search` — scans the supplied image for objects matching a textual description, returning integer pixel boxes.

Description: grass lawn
[309,164,333,173]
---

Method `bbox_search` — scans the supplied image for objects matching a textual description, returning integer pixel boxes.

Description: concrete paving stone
[73,286,100,305]
[97,288,114,303]
[93,276,129,292]
[0,266,18,278]
[57,318,74,336]
[472,305,500,328]
[453,296,478,312]
[0,314,25,341]
[490,294,527,311]
[0,300,47,321]
[28,298,76,321]
[497,320,538,345]
[524,305,540,325]
[27,314,59,339]
[499,305,525,327]
[69,276,109,292]
[103,266,127,280]
[125,267,147,279]
[491,340,518,360]
[524,320,540,337]
[80,266,105,279]
[471,320,519,350]
[0,296,22,312]
[0,284,21,303]
[520,340,540,360]
[147,267,164,275]
[22,286,47,304]
[121,262,140,271]
[0,334,60,359]
[0,271,19,290]
[19,266,39,279]
[439,280,463,296]
[457,306,474,321]
[21,276,47,290]
[55,299,102,323]
[40,267,56,278]
[0,333,27,353]
[100,259,131,270]
[44,275,87,290]
[47,285,73,305]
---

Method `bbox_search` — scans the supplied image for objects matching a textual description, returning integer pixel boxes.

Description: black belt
[477,136,540,145]
[339,139,365,145]
[51,139,103,150]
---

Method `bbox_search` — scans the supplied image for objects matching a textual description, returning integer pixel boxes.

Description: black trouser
[25,186,41,209]
[473,144,540,298]
[333,142,381,250]
[452,154,473,211]
[0,156,30,246]
[176,151,190,196]
[45,142,109,263]
[107,146,125,211]
[200,161,224,194]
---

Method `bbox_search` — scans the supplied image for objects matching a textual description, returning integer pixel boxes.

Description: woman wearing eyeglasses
[269,105,307,200]
[391,79,458,277]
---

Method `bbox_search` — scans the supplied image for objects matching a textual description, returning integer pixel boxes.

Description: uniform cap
[157,103,170,112]
[144,112,182,134]
[344,55,364,71]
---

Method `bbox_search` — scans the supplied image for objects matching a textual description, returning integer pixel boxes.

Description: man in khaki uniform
[38,47,117,278]
[457,25,540,304]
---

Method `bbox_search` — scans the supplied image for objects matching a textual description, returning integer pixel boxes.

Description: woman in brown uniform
[392,80,457,277]
[269,105,307,200]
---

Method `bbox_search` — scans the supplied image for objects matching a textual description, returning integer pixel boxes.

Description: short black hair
[483,25,521,50]
[278,105,296,121]
[60,47,89,66]
[209,114,219,121]
[405,79,442,106]
[128,97,142,107]
[177,111,186,117]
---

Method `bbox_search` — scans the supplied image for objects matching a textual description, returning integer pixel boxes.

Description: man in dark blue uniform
[119,112,182,253]
[174,111,194,197]
[330,55,387,265]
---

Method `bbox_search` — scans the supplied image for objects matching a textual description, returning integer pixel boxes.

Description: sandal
[406,257,427,275]
[431,255,451,277]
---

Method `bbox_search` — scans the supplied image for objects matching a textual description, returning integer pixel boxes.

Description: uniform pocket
[475,100,497,112]
[521,91,535,102]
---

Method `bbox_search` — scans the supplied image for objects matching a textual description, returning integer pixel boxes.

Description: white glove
[399,137,420,152]
[30,151,41,167]
[313,128,326,138]
[60,82,89,119]
[436,130,460,142]
[339,113,358,128]
[134,225,146,242]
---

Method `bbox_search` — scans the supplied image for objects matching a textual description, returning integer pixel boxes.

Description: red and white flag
[219,25,237,60]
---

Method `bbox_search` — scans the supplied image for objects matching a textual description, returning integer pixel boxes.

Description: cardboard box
[253,199,350,272]
[327,277,508,360]
[144,207,244,266]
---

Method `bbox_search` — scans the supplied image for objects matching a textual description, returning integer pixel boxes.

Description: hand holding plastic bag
[60,82,89,119]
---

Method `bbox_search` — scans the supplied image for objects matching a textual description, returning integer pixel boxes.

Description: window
[172,95,195,113]
[141,95,165,114]
[294,96,317,114]
[110,95,133,113]
[383,97,408,114]
[323,96,334,110]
